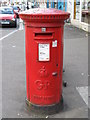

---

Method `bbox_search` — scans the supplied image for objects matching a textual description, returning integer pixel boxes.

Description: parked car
[0,7,17,27]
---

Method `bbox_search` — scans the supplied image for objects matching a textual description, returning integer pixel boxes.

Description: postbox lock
[41,28,46,32]
[52,72,58,76]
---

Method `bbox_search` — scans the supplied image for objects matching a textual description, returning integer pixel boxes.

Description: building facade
[67,0,90,32]
[35,0,90,32]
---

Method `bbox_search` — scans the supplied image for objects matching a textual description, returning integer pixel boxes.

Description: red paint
[19,8,70,106]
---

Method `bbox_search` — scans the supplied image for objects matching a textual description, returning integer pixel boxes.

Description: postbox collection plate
[38,43,50,61]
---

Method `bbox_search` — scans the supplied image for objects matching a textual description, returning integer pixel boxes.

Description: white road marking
[0,29,18,41]
[76,86,88,106]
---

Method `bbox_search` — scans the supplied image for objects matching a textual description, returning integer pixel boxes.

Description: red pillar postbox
[19,8,70,113]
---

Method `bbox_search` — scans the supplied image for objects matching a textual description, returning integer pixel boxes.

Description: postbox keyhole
[56,64,58,67]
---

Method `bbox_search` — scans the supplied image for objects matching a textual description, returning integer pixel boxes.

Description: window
[81,0,90,24]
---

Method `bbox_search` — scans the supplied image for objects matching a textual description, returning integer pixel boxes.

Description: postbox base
[26,96,63,115]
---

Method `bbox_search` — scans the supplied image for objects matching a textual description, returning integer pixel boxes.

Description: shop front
[67,0,90,32]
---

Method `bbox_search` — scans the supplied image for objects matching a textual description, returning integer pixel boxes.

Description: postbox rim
[19,8,70,22]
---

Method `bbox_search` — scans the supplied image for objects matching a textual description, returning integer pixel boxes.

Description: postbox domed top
[19,8,70,22]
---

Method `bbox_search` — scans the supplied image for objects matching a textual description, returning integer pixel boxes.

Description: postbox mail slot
[34,32,53,40]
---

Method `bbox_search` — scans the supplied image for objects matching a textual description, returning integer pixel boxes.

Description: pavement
[0,24,88,118]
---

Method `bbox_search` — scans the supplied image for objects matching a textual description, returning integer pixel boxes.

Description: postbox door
[26,27,63,105]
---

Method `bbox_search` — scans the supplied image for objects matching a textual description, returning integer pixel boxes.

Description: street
[0,24,88,118]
